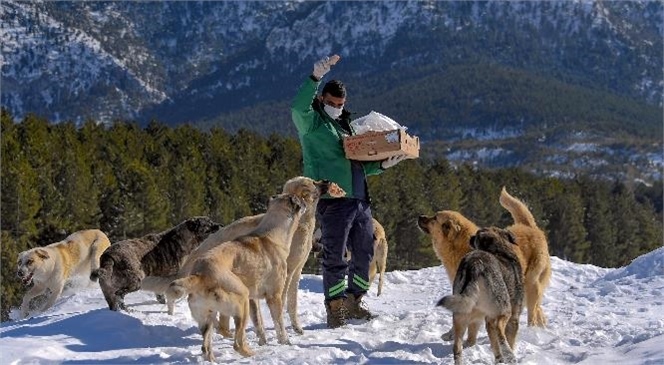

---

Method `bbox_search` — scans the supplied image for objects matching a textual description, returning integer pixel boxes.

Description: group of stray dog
[16,175,551,364]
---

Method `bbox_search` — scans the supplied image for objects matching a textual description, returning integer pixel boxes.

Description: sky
[1,247,662,365]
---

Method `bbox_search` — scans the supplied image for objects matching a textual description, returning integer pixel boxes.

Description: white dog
[17,229,111,318]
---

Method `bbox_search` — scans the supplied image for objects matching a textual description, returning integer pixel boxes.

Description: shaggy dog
[166,193,306,360]
[91,216,220,311]
[437,227,524,365]
[312,217,389,296]
[141,176,343,339]
[17,229,111,318]
[418,187,551,343]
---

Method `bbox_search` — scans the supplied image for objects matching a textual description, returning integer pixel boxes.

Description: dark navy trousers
[316,198,375,302]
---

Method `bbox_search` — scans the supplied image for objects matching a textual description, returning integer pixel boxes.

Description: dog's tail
[436,294,477,313]
[166,275,202,315]
[436,258,481,313]
[141,275,179,294]
[90,255,113,282]
[500,186,537,228]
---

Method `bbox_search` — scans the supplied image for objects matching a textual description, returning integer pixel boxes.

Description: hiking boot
[344,293,376,320]
[325,298,348,328]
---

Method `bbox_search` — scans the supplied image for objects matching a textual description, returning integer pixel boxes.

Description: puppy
[17,229,111,318]
[313,217,388,296]
[92,216,220,311]
[166,193,306,360]
[437,227,524,365]
[418,187,551,343]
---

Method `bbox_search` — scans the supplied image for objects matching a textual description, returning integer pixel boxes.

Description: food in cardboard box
[344,111,420,161]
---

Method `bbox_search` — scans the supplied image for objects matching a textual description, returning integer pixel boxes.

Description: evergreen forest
[1,109,662,322]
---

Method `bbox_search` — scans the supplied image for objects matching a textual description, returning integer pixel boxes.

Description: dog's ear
[469,234,478,249]
[441,219,461,236]
[35,248,49,260]
[289,195,307,214]
[502,230,517,245]
[314,180,330,196]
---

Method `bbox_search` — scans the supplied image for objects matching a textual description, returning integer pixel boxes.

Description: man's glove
[312,55,340,80]
[381,154,407,169]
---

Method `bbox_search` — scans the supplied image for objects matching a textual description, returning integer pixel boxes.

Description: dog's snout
[417,216,430,233]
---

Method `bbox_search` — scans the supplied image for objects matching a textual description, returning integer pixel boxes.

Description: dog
[312,217,388,296]
[17,229,111,318]
[141,176,344,339]
[166,193,307,360]
[418,187,551,343]
[437,227,524,365]
[91,216,220,311]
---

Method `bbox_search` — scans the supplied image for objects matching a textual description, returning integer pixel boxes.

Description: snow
[1,248,663,364]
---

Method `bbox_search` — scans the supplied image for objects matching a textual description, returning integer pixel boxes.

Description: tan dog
[438,227,524,365]
[16,229,111,318]
[313,217,388,296]
[166,193,306,360]
[141,177,344,339]
[418,187,551,343]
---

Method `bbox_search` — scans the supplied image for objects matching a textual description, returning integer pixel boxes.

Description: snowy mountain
[2,1,662,182]
[1,247,662,364]
[1,1,661,124]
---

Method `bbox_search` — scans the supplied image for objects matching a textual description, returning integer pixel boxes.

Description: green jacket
[291,77,383,199]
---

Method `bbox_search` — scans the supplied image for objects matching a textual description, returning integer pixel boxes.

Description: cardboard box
[343,129,420,161]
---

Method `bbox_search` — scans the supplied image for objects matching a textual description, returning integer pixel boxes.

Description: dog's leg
[485,318,503,363]
[452,314,467,365]
[526,270,548,327]
[526,280,547,327]
[190,302,217,362]
[266,293,290,345]
[487,315,516,364]
[166,293,177,315]
[249,299,267,345]
[98,278,120,311]
[505,314,520,350]
[464,319,481,348]
[216,314,233,338]
[284,261,306,335]
[233,294,254,357]
[201,315,217,362]
[20,283,48,318]
[368,260,378,293]
[39,283,64,314]
[89,239,104,276]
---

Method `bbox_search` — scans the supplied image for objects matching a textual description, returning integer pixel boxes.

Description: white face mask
[324,104,343,119]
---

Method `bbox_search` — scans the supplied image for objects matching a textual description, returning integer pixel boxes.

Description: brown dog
[17,229,111,318]
[313,217,388,296]
[438,227,524,365]
[166,193,306,360]
[418,187,551,343]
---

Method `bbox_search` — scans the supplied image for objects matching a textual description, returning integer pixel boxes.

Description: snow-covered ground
[1,248,662,364]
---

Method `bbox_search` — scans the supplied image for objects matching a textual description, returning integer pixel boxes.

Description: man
[291,55,406,328]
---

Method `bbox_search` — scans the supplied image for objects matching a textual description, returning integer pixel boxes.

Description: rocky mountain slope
[1,0,662,181]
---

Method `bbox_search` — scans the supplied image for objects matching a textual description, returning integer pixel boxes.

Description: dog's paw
[155,294,166,304]
[441,329,454,342]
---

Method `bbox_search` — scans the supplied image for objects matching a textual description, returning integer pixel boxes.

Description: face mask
[324,104,343,119]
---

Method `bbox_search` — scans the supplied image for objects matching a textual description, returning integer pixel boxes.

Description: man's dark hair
[322,80,346,98]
